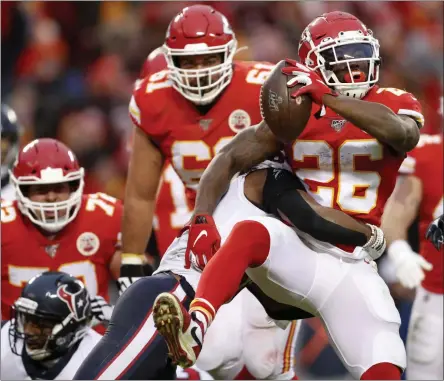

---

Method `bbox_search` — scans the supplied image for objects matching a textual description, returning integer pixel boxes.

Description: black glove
[426,214,444,251]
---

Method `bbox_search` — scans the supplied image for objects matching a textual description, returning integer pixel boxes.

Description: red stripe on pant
[96,283,181,380]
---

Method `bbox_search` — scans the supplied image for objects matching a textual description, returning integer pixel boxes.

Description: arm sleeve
[262,168,368,246]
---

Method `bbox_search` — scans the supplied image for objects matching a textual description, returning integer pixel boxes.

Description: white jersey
[1,321,102,380]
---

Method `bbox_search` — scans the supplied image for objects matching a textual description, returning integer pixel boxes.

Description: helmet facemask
[164,39,237,105]
[10,167,85,233]
[306,30,381,99]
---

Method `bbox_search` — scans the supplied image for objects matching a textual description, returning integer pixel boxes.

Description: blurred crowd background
[2,1,442,200]
[2,1,443,379]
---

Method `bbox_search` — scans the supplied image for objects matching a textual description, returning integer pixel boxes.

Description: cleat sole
[153,293,195,368]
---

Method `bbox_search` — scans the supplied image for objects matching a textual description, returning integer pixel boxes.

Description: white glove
[388,240,433,289]
[353,224,386,261]
[117,277,143,296]
[90,295,114,324]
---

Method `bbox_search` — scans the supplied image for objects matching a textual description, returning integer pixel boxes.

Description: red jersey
[399,134,443,293]
[1,193,122,319]
[154,162,193,255]
[287,86,424,250]
[129,61,274,197]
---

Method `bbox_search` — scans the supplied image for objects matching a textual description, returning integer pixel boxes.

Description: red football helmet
[10,138,84,232]
[138,46,168,81]
[163,5,237,105]
[298,11,381,99]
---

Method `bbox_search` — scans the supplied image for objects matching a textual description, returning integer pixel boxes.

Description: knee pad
[243,321,298,380]
[243,328,281,379]
[372,330,406,372]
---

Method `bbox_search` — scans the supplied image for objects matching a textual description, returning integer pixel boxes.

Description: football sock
[360,362,401,380]
[190,220,270,328]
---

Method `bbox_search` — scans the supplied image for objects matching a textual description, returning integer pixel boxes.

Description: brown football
[260,60,312,142]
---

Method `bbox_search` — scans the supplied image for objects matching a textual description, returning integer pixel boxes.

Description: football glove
[90,295,114,324]
[181,214,221,271]
[282,58,337,105]
[426,214,444,251]
[388,240,433,289]
[117,253,145,296]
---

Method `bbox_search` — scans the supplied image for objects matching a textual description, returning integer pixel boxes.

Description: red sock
[360,362,401,380]
[191,220,270,318]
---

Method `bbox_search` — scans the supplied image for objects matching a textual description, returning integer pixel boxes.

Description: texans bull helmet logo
[56,281,90,322]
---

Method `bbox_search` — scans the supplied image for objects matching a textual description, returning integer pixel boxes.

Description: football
[260,60,312,142]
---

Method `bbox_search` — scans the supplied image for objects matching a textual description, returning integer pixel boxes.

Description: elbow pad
[262,168,368,246]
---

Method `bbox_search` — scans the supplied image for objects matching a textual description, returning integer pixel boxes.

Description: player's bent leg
[242,290,299,380]
[74,273,194,380]
[154,219,272,368]
[406,286,443,380]
[242,217,404,380]
[313,258,405,380]
[193,219,272,313]
[244,216,318,312]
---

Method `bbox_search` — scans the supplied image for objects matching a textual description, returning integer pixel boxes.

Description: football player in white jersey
[1,104,21,201]
[1,271,101,380]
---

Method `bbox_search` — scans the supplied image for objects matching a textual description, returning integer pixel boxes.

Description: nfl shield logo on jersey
[76,232,100,256]
[45,244,60,258]
[199,119,212,132]
[229,109,251,133]
[331,119,346,132]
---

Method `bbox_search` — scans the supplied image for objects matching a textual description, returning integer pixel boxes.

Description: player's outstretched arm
[323,94,420,153]
[381,175,422,244]
[381,175,432,288]
[194,120,281,215]
[261,167,372,246]
[119,126,164,291]
[257,168,384,260]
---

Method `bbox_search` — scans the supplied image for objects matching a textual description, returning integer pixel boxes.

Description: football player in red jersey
[137,47,193,255]
[382,132,443,379]
[138,45,213,381]
[76,5,299,381]
[152,11,424,380]
[1,138,122,331]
